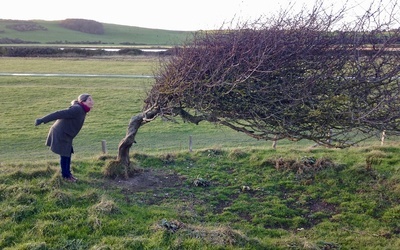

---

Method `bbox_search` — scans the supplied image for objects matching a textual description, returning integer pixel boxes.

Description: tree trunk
[117,109,159,166]
[117,114,143,166]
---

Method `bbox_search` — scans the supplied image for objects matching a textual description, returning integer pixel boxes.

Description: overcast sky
[1,0,397,31]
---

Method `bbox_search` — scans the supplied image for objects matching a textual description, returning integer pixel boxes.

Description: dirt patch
[108,168,186,192]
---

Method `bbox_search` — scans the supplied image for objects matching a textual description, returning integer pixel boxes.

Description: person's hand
[35,118,43,126]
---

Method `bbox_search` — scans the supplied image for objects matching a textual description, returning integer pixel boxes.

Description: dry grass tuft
[153,220,249,246]
[365,150,386,170]
[103,160,140,179]
[274,156,336,175]
[90,195,119,215]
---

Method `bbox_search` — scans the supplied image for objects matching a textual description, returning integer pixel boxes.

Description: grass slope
[0,57,287,164]
[0,19,192,46]
[0,146,400,249]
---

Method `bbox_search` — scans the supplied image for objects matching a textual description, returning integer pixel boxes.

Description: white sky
[1,0,397,31]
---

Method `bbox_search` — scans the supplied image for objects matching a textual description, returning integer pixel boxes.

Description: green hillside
[0,19,193,46]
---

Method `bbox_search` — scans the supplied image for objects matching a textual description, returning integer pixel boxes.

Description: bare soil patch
[108,168,186,192]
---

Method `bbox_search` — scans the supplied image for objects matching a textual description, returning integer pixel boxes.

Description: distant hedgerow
[59,19,104,35]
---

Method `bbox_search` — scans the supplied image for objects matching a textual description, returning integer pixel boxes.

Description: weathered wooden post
[101,140,107,154]
[272,135,277,149]
[381,130,386,146]
[189,135,193,152]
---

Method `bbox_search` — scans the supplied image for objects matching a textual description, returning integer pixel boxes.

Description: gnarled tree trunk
[117,109,159,166]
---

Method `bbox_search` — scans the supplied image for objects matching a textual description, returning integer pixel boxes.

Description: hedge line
[0,47,144,57]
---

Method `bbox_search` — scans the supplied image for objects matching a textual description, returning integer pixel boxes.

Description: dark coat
[41,103,87,157]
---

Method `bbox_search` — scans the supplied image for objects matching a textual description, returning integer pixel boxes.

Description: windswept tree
[117,0,400,167]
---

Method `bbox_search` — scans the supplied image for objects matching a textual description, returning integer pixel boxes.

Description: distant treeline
[3,20,48,32]
[0,47,172,57]
[59,19,104,35]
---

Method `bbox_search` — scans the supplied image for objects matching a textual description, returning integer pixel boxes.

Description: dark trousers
[60,156,71,178]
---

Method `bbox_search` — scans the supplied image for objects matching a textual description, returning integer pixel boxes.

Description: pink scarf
[79,102,91,113]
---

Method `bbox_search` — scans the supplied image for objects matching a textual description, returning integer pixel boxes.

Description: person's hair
[78,93,91,102]
[71,93,91,105]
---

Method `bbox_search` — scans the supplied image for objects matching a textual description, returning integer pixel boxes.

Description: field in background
[0,57,320,164]
[0,19,192,46]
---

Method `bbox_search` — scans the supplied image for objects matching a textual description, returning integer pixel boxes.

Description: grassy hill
[0,19,192,46]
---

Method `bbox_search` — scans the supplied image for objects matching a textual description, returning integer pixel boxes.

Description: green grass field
[1,57,400,249]
[0,19,192,46]
[0,57,293,164]
[0,57,389,164]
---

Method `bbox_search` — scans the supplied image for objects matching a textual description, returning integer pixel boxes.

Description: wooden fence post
[101,140,107,154]
[381,130,386,146]
[272,135,277,149]
[189,135,193,152]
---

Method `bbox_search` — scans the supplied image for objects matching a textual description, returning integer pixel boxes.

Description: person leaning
[35,93,94,182]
